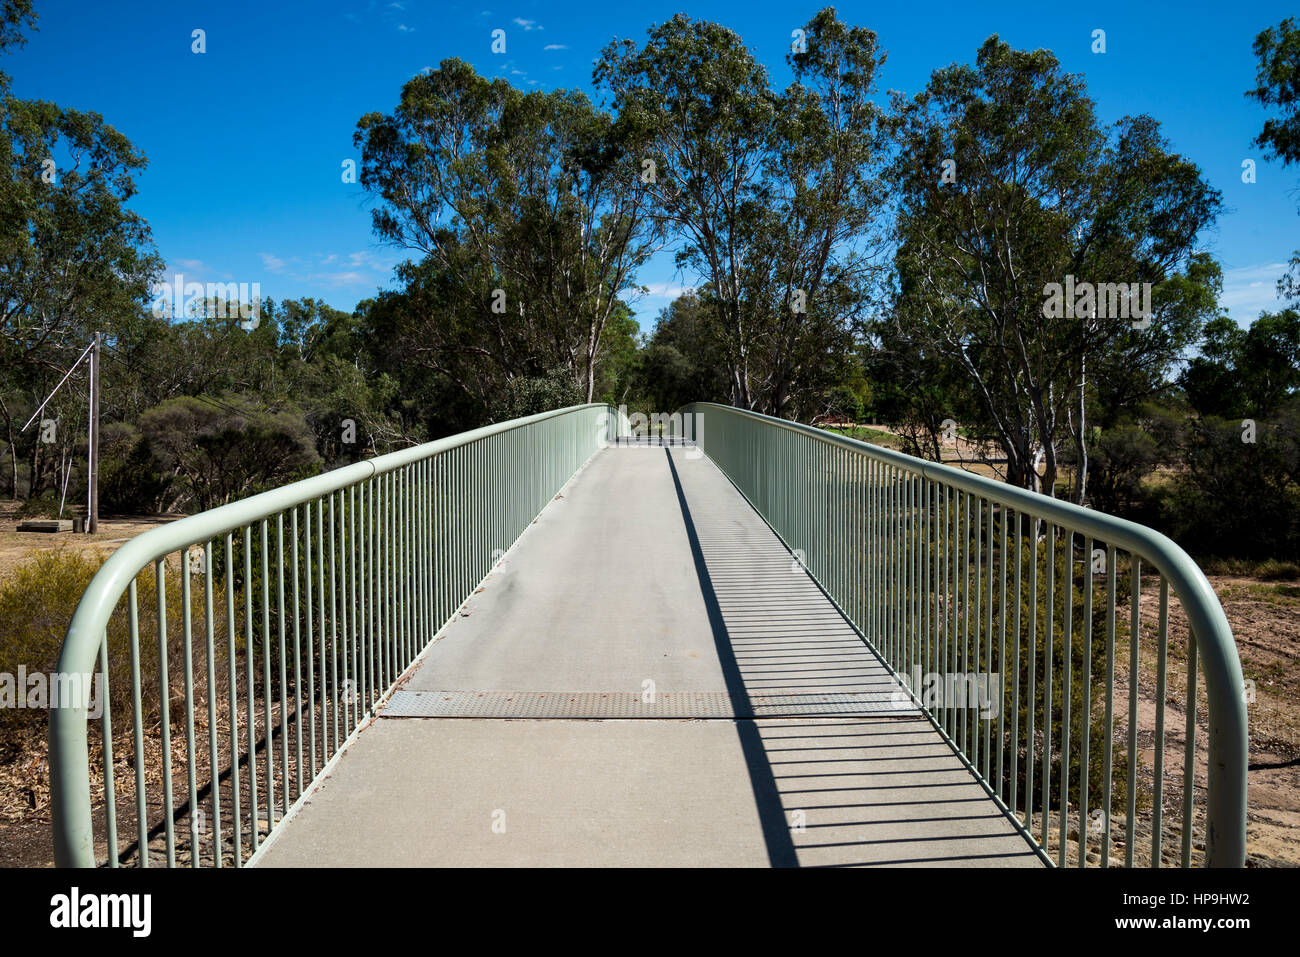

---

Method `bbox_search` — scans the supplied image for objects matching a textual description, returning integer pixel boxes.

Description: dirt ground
[0,500,178,581]
[1196,577,1300,866]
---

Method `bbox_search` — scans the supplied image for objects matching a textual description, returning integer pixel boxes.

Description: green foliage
[138,395,320,512]
[887,36,1220,497]
[596,9,887,417]
[627,291,732,414]
[999,528,1132,817]
[910,512,1132,819]
[1180,309,1300,419]
[490,368,584,421]
[0,548,200,759]
[354,57,659,409]
[98,422,170,514]
[14,486,59,518]
[1248,17,1300,173]
[1088,423,1160,516]
[1160,401,1300,561]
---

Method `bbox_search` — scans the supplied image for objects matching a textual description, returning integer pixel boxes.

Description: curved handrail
[678,402,1247,867]
[52,403,615,866]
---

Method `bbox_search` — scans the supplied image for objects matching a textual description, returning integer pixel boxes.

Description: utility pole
[87,332,100,533]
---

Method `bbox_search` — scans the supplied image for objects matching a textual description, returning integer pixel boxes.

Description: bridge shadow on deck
[663,448,1039,868]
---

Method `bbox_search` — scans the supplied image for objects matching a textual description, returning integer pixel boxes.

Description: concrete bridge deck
[256,446,1040,867]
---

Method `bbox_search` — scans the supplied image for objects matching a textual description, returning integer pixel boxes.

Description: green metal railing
[50,403,618,867]
[678,402,1248,868]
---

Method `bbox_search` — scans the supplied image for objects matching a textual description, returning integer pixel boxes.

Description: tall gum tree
[595,8,889,418]
[888,37,1221,499]
[354,59,661,407]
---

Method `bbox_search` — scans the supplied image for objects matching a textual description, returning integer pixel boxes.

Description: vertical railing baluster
[128,580,148,867]
[1059,529,1072,866]
[181,548,198,867]
[260,520,274,834]
[1102,545,1117,867]
[1153,578,1169,868]
[1182,635,1198,867]
[1126,558,1140,867]
[1043,523,1054,856]
[997,508,1007,806]
[292,508,303,800]
[1011,512,1022,823]
[328,495,338,756]
[203,541,221,866]
[984,500,994,784]
[277,515,289,815]
[244,528,258,856]
[98,635,116,868]
[158,558,176,866]
[1026,520,1038,843]
[224,535,241,866]
[1079,535,1093,868]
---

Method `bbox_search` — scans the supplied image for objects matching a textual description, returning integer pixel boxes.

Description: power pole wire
[19,336,101,532]
[20,338,95,433]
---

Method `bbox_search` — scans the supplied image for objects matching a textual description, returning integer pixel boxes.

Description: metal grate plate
[380,689,920,719]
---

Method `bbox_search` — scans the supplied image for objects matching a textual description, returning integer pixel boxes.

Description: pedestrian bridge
[50,403,1248,868]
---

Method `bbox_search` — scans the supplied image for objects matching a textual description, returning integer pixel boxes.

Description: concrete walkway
[256,447,1041,867]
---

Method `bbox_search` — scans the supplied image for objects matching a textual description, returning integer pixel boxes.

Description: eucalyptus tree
[1246,16,1300,302]
[0,1,161,496]
[595,9,889,417]
[354,59,660,407]
[889,37,1221,499]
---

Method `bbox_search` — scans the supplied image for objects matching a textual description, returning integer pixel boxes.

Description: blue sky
[6,0,1299,333]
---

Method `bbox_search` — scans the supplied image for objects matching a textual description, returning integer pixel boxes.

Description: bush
[15,488,64,519]
[99,422,172,515]
[140,395,321,512]
[1160,404,1300,562]
[489,368,583,421]
[998,527,1133,819]
[0,548,209,762]
[1089,423,1159,517]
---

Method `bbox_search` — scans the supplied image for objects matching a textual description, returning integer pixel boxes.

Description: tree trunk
[0,398,18,500]
[1074,359,1089,506]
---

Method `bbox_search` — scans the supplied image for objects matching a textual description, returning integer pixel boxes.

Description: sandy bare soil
[0,501,178,581]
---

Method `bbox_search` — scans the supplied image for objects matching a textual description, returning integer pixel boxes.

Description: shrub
[0,548,210,762]
[15,488,64,519]
[98,422,172,515]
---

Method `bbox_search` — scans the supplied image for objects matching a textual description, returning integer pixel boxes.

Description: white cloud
[259,252,287,272]
[397,23,414,32]
[295,251,400,289]
[543,43,567,50]
[512,17,540,30]
[1220,262,1289,321]
[641,282,696,299]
